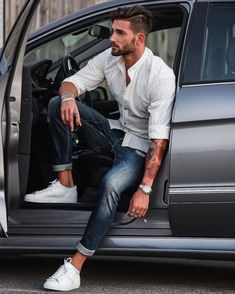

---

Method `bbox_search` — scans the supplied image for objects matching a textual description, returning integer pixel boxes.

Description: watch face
[139,184,152,194]
[143,186,152,193]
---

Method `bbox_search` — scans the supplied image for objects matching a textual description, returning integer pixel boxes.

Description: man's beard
[111,39,136,56]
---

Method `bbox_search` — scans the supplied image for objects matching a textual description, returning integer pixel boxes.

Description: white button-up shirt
[63,47,175,153]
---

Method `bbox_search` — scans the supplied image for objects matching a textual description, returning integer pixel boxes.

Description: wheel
[62,54,79,77]
[61,54,93,107]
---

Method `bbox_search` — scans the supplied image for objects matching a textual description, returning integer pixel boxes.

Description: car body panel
[2,235,235,260]
[169,84,235,237]
[171,84,235,187]
[169,0,235,237]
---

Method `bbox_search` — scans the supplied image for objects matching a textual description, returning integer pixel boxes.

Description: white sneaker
[24,180,77,203]
[43,258,80,291]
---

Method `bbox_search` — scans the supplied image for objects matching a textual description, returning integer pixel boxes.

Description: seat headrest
[226,37,235,72]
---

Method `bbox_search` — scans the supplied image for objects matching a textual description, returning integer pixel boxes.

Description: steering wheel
[61,54,93,107]
[62,54,80,77]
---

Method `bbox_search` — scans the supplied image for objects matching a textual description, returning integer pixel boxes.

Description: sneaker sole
[43,282,80,291]
[24,197,77,204]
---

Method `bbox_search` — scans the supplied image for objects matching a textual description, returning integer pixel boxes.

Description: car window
[80,6,185,69]
[24,20,111,65]
[79,27,181,71]
[24,5,185,104]
[183,3,235,85]
[79,6,185,101]
[147,27,181,68]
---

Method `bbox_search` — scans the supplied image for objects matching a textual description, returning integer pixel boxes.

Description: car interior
[16,6,185,213]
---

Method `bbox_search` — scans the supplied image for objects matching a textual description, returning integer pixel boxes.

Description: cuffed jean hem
[52,163,73,172]
[76,241,95,256]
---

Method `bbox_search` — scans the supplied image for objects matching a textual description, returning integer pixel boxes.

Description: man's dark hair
[110,5,152,36]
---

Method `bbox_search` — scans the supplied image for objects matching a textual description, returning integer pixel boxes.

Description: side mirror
[88,25,110,39]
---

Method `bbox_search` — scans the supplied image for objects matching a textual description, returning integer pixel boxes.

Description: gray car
[0,0,235,259]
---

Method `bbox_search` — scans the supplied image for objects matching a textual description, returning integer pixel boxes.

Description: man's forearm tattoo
[146,144,156,161]
[143,139,168,185]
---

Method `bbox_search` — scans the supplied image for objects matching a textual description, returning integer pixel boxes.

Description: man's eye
[117,31,125,35]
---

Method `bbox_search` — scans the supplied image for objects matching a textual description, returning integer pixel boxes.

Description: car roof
[28,0,194,41]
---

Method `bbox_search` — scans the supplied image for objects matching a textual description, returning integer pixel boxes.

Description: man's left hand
[127,189,149,218]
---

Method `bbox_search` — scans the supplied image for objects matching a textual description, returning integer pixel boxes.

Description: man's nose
[109,32,116,42]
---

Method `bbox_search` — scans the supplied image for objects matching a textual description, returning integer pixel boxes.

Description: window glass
[24,5,184,96]
[24,20,111,65]
[81,7,184,69]
[24,31,94,64]
[147,27,181,68]
[183,3,235,85]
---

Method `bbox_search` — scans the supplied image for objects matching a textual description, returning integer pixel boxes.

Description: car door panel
[0,0,40,234]
[171,85,235,186]
[169,84,235,237]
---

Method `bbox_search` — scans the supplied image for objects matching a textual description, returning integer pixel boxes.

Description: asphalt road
[1,255,235,293]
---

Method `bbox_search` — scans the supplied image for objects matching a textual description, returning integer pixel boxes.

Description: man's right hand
[61,100,82,131]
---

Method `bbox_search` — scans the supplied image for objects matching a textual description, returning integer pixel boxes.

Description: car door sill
[1,235,235,259]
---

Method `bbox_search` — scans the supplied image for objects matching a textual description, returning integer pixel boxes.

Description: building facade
[0,0,3,47]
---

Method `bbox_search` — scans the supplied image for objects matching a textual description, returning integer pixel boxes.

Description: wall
[0,0,3,47]
[4,0,107,39]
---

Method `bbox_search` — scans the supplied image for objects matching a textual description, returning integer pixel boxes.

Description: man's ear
[137,32,146,44]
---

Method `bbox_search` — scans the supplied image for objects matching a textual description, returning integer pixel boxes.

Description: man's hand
[127,188,149,218]
[61,100,82,131]
[59,82,80,131]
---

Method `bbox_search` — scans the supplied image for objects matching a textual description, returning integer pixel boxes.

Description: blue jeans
[48,96,146,256]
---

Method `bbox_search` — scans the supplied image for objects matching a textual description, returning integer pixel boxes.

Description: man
[25,5,175,292]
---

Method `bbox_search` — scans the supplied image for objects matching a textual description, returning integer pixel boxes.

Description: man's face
[110,20,138,56]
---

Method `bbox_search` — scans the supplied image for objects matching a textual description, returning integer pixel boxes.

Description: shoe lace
[51,258,72,280]
[48,179,58,187]
[34,180,58,194]
[51,265,65,280]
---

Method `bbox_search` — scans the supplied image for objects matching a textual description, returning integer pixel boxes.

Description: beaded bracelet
[61,92,75,100]
[61,97,76,103]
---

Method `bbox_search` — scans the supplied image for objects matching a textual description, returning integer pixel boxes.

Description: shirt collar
[117,47,150,77]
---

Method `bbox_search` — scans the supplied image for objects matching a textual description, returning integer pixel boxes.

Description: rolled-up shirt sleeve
[148,70,176,140]
[62,50,107,96]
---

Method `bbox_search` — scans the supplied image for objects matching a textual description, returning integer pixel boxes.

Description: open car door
[0,0,39,237]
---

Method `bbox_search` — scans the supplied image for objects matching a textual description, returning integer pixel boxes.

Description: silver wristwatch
[138,184,152,195]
